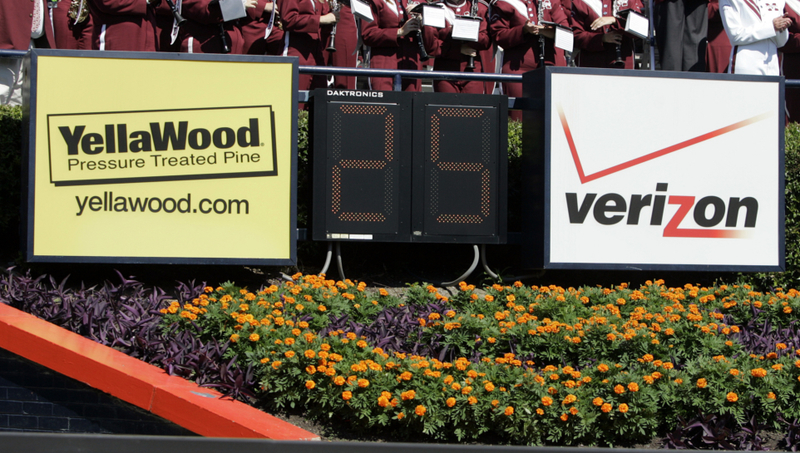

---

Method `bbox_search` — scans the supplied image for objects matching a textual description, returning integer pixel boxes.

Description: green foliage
[742,123,800,290]
[297,110,310,228]
[0,106,22,233]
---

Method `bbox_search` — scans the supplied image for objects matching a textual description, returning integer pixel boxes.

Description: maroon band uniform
[781,0,800,122]
[323,3,359,89]
[50,0,94,49]
[278,0,329,90]
[241,0,285,54]
[179,0,244,54]
[488,0,542,118]
[361,0,439,91]
[433,0,491,93]
[88,0,159,51]
[570,0,643,68]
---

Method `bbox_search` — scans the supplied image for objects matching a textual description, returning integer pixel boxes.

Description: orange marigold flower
[304,349,316,359]
[729,369,740,376]
[358,378,370,388]
[618,403,629,413]
[306,365,317,374]
[485,382,496,392]
[601,403,612,413]
[598,363,609,372]
[751,368,768,378]
[560,413,569,422]
[468,396,477,405]
[628,382,639,392]
[614,384,625,394]
[642,354,654,362]
[767,392,776,399]
[333,376,345,386]
[271,360,282,369]
[542,396,553,406]
[446,397,456,408]
[285,351,296,358]
[230,334,240,343]
[726,392,738,403]
[504,406,514,416]
[401,390,416,401]
[342,391,353,401]
[415,405,427,416]
[305,380,316,390]
[696,378,707,388]
[593,397,604,406]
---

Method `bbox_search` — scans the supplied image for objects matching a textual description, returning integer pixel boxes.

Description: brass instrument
[67,0,89,24]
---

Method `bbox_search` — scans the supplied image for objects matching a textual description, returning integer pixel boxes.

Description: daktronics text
[565,183,758,238]
[74,192,249,216]
[58,119,261,154]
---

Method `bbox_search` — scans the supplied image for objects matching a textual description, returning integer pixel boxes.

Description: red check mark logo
[557,104,773,184]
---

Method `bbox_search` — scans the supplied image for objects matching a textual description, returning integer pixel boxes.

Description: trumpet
[327,0,341,52]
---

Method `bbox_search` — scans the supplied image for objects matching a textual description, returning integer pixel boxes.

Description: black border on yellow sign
[46,105,279,186]
[22,49,299,265]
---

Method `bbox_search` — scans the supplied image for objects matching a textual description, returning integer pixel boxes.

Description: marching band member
[706,0,732,71]
[50,0,94,49]
[433,0,492,93]
[361,0,439,91]
[488,0,557,118]
[720,0,790,74]
[241,0,284,54]
[569,0,644,68]
[278,0,339,90]
[178,0,256,54]
[323,0,359,89]
[88,0,160,51]
[781,0,800,121]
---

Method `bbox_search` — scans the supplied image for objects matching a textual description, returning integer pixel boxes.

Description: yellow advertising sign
[25,50,297,264]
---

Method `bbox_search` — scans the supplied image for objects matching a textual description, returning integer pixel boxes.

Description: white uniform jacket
[720,0,789,74]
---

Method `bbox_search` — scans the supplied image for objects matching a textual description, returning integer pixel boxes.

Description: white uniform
[720,0,789,74]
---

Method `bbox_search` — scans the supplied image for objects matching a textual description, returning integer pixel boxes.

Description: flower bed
[154,274,800,448]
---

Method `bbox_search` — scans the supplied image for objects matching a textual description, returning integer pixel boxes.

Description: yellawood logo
[47,105,278,186]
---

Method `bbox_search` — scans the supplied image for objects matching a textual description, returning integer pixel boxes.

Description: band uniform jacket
[277,0,329,89]
[361,0,439,91]
[0,0,55,50]
[179,0,245,54]
[88,0,159,50]
[780,0,800,120]
[720,0,788,74]
[241,0,285,54]
[706,0,732,72]
[50,0,93,49]
[323,2,359,89]
[432,0,490,93]
[570,0,643,68]
[488,0,543,76]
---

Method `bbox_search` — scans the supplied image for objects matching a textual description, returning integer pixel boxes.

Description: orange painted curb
[0,303,320,440]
